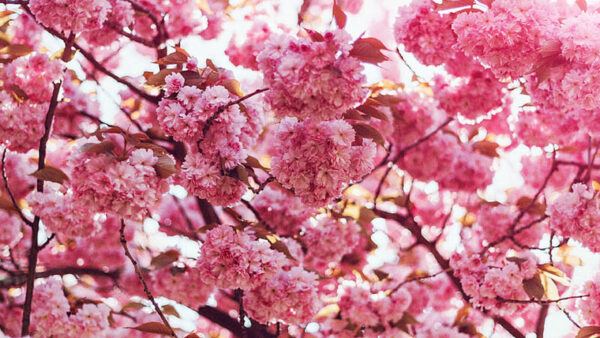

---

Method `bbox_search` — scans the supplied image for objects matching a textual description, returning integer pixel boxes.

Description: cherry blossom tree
[1,0,600,337]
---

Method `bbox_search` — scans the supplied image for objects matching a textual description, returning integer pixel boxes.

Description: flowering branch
[372,208,526,338]
[373,117,453,206]
[199,87,269,141]
[119,219,176,337]
[21,81,61,336]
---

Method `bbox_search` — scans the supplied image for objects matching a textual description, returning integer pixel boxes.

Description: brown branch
[496,294,589,304]
[0,266,121,289]
[536,304,549,338]
[196,198,222,225]
[199,88,269,141]
[373,208,526,338]
[23,6,160,105]
[373,118,453,207]
[390,268,452,294]
[119,219,175,337]
[1,149,33,227]
[21,82,61,336]
[105,20,155,47]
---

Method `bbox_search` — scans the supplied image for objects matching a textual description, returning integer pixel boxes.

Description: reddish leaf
[151,249,180,270]
[343,108,367,121]
[185,334,201,338]
[173,46,190,58]
[128,322,172,335]
[81,141,116,154]
[349,38,389,65]
[222,79,244,97]
[154,154,178,179]
[157,51,188,65]
[577,326,600,338]
[9,84,28,103]
[30,166,70,185]
[333,1,347,29]
[161,304,180,318]
[146,69,178,86]
[523,274,544,300]
[356,103,388,121]
[245,155,269,171]
[576,0,587,11]
[206,58,218,71]
[0,44,33,58]
[472,140,500,157]
[305,29,325,42]
[351,123,386,146]
[436,0,475,11]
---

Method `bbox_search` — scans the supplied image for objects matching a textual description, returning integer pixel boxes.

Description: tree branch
[21,81,61,336]
[119,219,176,337]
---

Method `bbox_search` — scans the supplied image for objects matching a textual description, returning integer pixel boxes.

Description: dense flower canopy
[2,0,600,337]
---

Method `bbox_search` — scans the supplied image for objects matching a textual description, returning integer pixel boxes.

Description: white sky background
[4,0,600,336]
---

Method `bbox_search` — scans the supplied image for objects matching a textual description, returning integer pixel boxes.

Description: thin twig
[1,149,33,226]
[119,219,176,337]
[496,294,589,304]
[199,88,269,141]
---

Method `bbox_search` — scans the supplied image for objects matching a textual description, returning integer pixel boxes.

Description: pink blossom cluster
[399,133,493,192]
[31,278,110,338]
[27,185,97,238]
[151,266,213,309]
[271,118,376,207]
[30,0,112,34]
[252,186,313,236]
[9,13,43,49]
[474,204,544,251]
[37,215,131,271]
[69,143,169,219]
[327,286,412,332]
[452,0,558,79]
[546,183,600,252]
[227,21,276,70]
[244,267,320,324]
[81,0,135,46]
[303,217,361,269]
[434,70,506,119]
[0,94,47,153]
[0,210,21,247]
[178,152,247,206]
[372,91,442,149]
[0,54,62,152]
[157,81,263,169]
[394,0,478,76]
[450,253,538,315]
[133,0,206,40]
[257,30,368,121]
[577,274,600,325]
[196,225,287,290]
[513,108,585,148]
